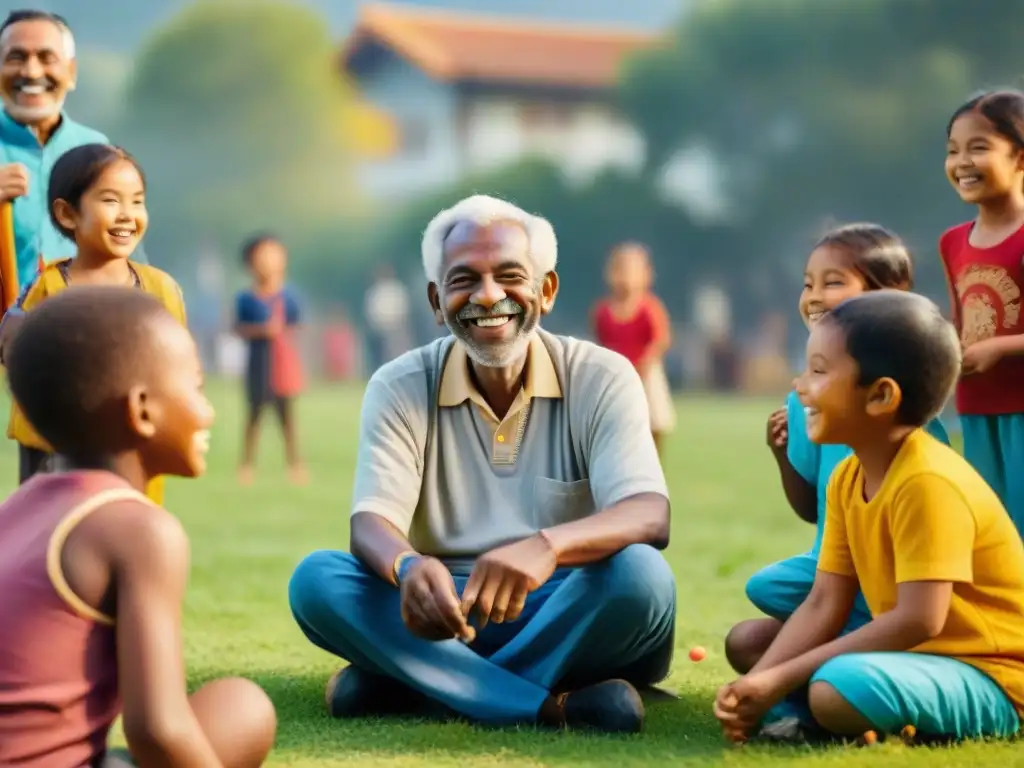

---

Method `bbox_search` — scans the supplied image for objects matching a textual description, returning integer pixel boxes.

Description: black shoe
[562,679,645,734]
[326,666,459,721]
[325,666,417,718]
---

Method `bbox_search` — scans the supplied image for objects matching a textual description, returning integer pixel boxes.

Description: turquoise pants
[960,413,1024,539]
[288,544,677,724]
[771,652,1019,739]
[746,552,872,630]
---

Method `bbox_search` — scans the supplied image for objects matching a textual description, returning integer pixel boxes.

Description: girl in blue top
[725,223,950,679]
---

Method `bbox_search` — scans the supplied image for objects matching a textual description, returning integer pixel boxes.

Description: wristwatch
[392,550,420,586]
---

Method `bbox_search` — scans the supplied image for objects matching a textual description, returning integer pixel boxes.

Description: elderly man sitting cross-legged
[288,195,677,733]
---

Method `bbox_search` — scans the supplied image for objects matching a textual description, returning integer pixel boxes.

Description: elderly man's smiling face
[0,18,75,125]
[429,219,558,368]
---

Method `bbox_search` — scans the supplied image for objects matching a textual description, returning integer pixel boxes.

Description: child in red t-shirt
[942,90,1024,537]
[591,242,675,455]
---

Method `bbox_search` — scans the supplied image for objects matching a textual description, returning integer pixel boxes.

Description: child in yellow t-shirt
[1,144,186,505]
[715,291,1024,744]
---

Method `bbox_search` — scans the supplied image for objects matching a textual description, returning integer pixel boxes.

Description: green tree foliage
[118,0,365,268]
[619,0,1024,313]
[345,157,720,332]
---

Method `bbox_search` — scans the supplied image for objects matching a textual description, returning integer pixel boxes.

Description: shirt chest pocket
[533,477,595,529]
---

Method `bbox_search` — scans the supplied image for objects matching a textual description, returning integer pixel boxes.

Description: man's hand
[400,556,475,642]
[766,407,788,452]
[461,533,557,628]
[713,670,787,743]
[962,337,1004,375]
[0,163,29,203]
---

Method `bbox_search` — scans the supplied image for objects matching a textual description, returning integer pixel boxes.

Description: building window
[520,102,573,133]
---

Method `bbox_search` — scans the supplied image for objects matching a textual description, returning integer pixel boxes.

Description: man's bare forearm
[542,492,669,567]
[350,512,416,586]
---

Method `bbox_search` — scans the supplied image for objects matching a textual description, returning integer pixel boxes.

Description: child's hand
[714,670,786,743]
[265,316,284,338]
[962,337,1004,376]
[766,408,788,451]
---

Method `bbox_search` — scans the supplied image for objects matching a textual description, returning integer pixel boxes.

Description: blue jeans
[288,544,677,724]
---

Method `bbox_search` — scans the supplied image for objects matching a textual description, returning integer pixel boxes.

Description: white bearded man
[289,195,677,733]
[0,9,147,290]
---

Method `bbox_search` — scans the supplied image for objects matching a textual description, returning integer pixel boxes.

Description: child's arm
[233,292,275,340]
[719,473,969,734]
[770,393,817,523]
[752,579,950,686]
[285,289,303,329]
[0,273,43,364]
[112,504,225,766]
[636,296,672,369]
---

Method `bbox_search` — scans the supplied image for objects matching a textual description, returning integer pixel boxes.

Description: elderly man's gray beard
[1,92,65,123]
[443,295,540,368]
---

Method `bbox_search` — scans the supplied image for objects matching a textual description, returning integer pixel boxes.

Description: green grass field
[4,382,1022,767]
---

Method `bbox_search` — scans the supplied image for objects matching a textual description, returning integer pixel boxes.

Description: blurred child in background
[234,233,306,485]
[592,242,675,454]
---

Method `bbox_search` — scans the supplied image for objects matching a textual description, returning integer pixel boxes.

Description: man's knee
[724,618,780,674]
[288,549,360,628]
[593,544,675,617]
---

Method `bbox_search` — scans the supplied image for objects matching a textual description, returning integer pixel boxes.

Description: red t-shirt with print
[939,221,1024,415]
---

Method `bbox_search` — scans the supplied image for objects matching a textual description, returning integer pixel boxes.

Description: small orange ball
[862,730,878,745]
[689,646,706,662]
[901,724,917,739]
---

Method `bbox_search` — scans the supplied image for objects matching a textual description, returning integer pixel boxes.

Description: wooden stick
[0,201,19,315]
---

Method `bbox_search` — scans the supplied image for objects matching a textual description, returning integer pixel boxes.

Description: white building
[339,3,657,198]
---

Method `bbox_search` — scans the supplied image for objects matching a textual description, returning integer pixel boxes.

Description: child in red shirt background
[941,89,1024,537]
[591,242,676,455]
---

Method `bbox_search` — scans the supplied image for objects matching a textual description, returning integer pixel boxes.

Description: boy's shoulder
[884,431,986,506]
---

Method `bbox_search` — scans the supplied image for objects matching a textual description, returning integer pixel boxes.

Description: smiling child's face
[793,320,867,445]
[799,245,868,329]
[55,159,147,260]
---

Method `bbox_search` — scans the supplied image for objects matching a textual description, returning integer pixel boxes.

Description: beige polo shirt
[351,330,669,560]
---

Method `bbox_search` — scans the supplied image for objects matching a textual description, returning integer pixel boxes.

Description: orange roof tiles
[340,3,661,89]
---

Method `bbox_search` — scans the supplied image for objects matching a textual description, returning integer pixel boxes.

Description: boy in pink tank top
[0,287,276,766]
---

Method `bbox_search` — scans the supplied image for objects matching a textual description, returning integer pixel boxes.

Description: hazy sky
[31,0,685,54]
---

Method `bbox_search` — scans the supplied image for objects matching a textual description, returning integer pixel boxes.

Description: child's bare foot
[288,465,309,485]
[238,465,255,486]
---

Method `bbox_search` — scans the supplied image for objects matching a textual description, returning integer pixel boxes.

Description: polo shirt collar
[438,333,562,408]
[0,108,68,146]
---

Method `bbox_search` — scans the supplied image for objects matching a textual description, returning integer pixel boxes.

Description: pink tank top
[0,471,150,767]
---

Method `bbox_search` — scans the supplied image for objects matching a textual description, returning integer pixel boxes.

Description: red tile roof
[340,3,661,89]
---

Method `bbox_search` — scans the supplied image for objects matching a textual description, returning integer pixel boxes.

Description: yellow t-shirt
[6,260,188,506]
[819,428,1024,713]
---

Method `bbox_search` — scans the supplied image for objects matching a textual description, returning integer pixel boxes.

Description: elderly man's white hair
[0,13,76,59]
[421,195,558,284]
[59,22,75,59]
